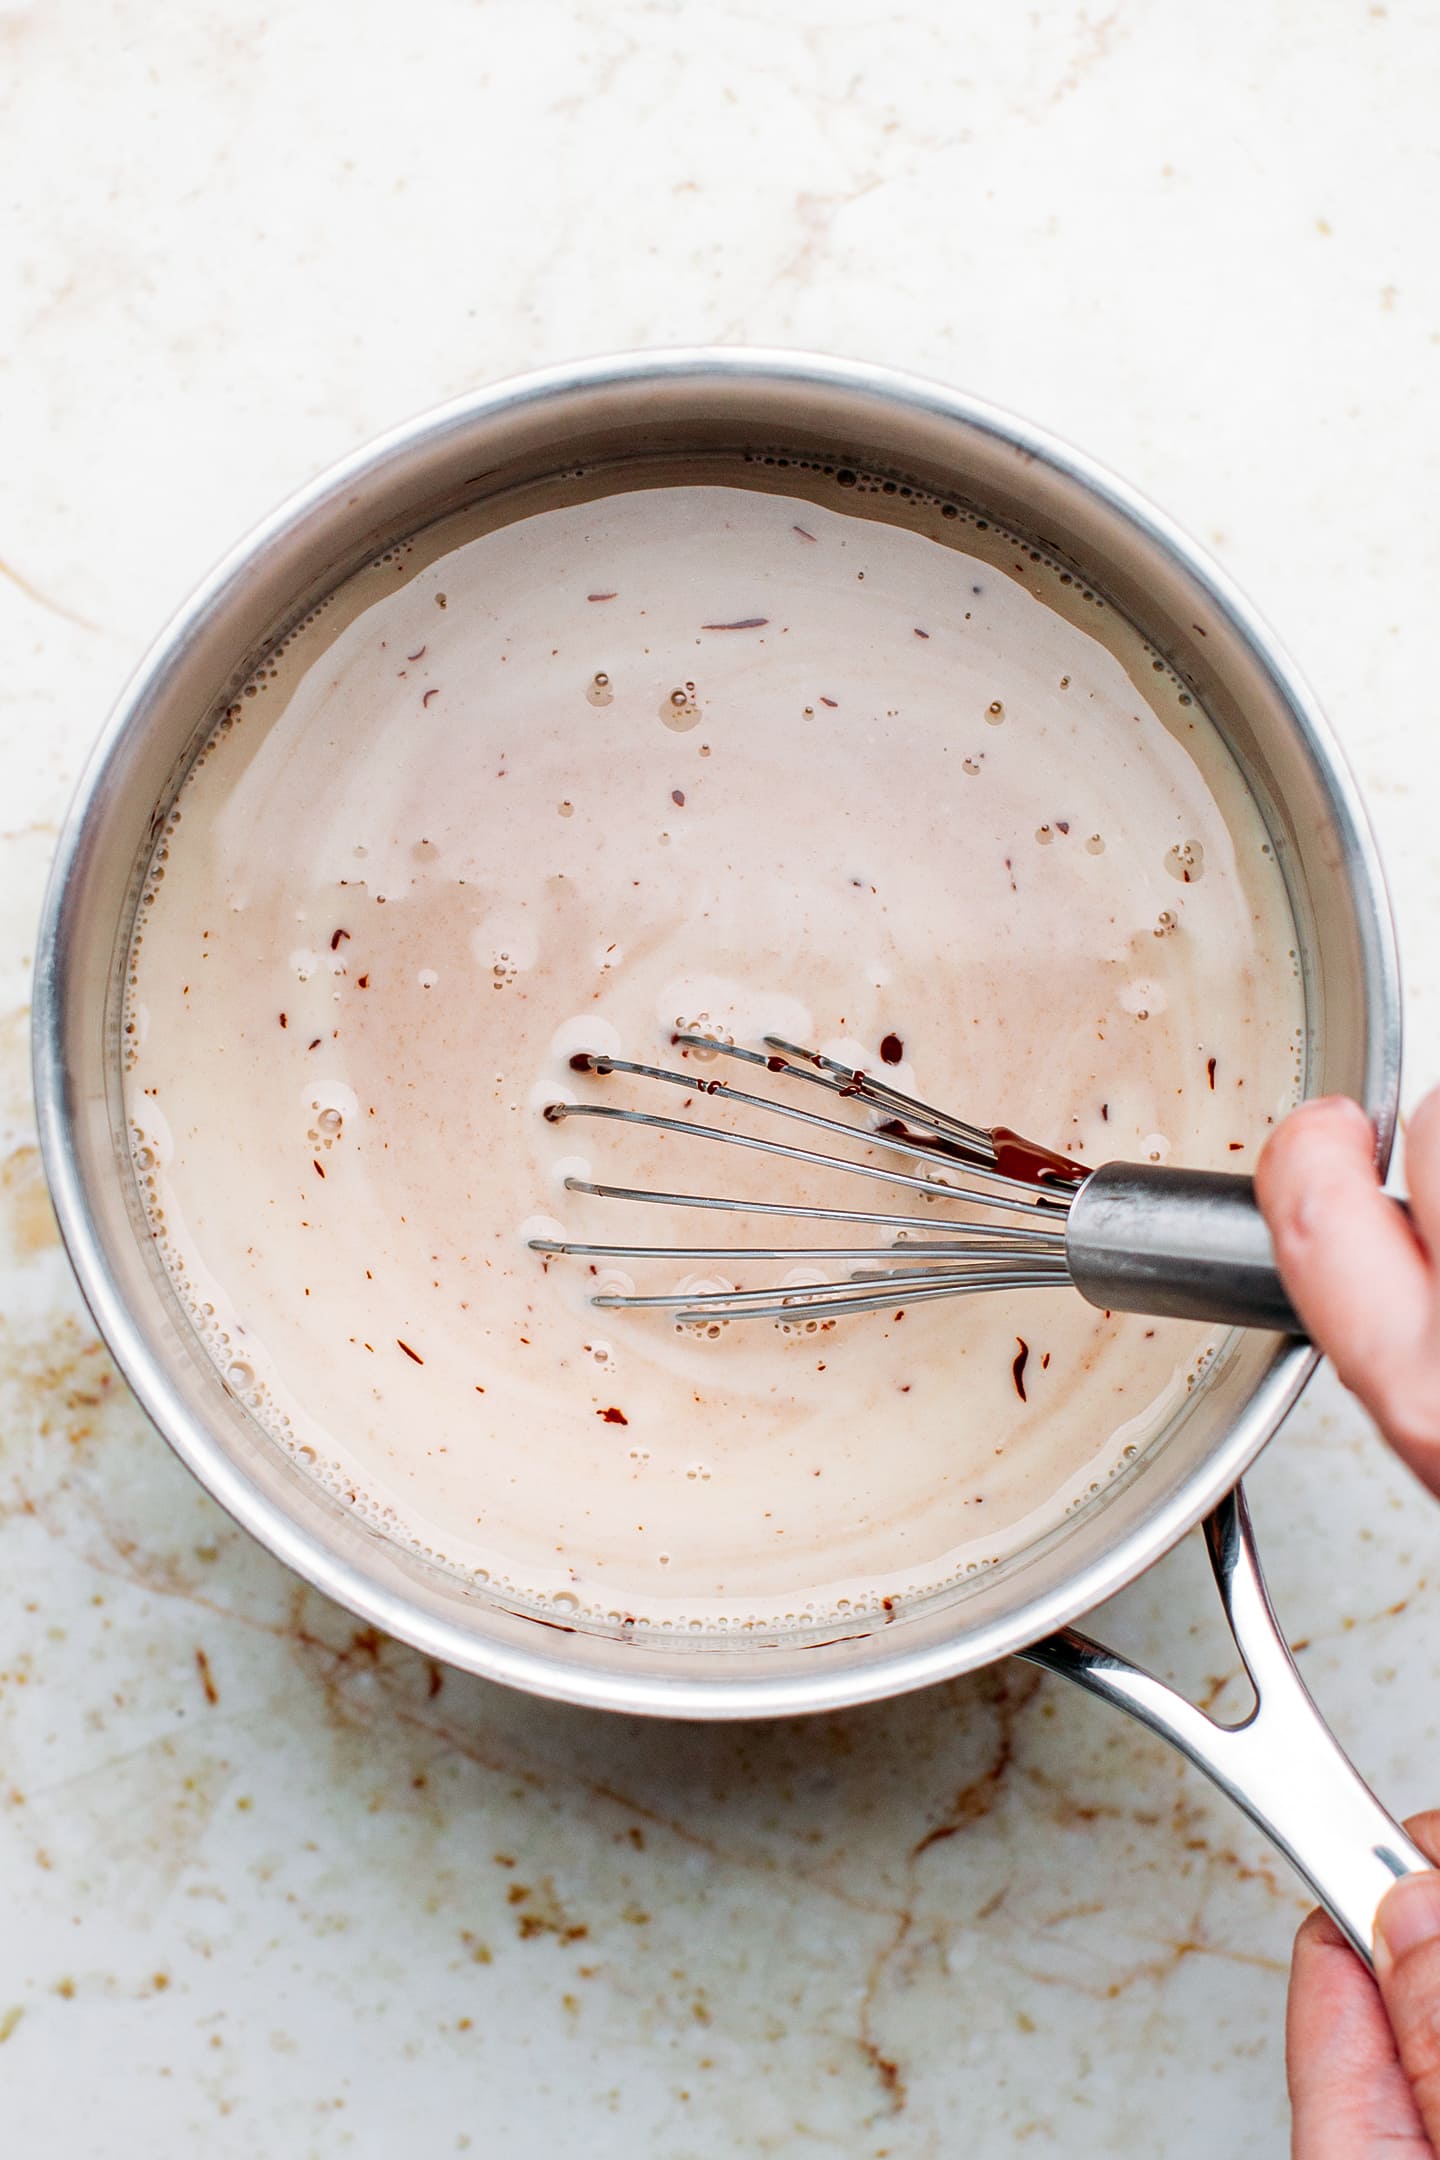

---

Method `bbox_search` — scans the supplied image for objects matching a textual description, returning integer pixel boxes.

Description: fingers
[1288,1906,1427,2156]
[1286,1813,1440,2157]
[1376,1894,1440,2146]
[1372,1814,1440,2155]
[1256,1097,1440,1487]
[1402,1087,1440,1261]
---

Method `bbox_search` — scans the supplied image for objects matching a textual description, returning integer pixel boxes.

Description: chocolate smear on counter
[701,617,768,631]
[1011,1338,1030,1402]
[397,1340,424,1365]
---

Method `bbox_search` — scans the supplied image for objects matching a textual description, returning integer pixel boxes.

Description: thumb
[1375,1870,1440,2146]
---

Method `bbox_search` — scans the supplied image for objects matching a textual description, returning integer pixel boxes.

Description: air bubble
[661,684,700,731]
[586,672,614,709]
[674,1017,733,1061]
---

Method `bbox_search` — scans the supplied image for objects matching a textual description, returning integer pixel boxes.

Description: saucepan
[31,349,1425,1961]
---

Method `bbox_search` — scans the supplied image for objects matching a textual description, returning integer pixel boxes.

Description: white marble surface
[3,1,1440,2150]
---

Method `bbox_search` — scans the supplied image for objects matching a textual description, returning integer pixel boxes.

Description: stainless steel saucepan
[31,350,1425,1961]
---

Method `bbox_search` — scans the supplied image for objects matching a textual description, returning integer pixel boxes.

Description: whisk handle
[1065,1161,1309,1332]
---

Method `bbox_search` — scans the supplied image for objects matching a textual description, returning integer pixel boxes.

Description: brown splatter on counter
[1,1147,58,1258]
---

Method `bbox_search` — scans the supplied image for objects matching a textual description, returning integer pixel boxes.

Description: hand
[1256,1089,1440,1497]
[1258,1092,1440,2153]
[1288,1814,1440,2156]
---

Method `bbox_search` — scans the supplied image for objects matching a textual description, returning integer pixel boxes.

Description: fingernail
[1375,1872,1440,1971]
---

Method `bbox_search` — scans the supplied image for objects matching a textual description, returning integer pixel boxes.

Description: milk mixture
[124,469,1304,1633]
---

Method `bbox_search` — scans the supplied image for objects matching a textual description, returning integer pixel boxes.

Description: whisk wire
[536,1036,1085,1324]
[553,1101,1057,1216]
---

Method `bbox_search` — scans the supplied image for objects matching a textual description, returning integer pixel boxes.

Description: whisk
[530,1033,1315,1333]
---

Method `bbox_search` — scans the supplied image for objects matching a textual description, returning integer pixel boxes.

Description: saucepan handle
[1019,1482,1429,1964]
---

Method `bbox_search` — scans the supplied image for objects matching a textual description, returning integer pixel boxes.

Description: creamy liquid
[124,469,1304,1635]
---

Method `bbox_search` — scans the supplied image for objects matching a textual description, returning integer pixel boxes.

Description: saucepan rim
[30,348,1400,1717]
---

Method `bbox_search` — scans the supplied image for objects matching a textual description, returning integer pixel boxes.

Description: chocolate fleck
[1011,1338,1030,1402]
